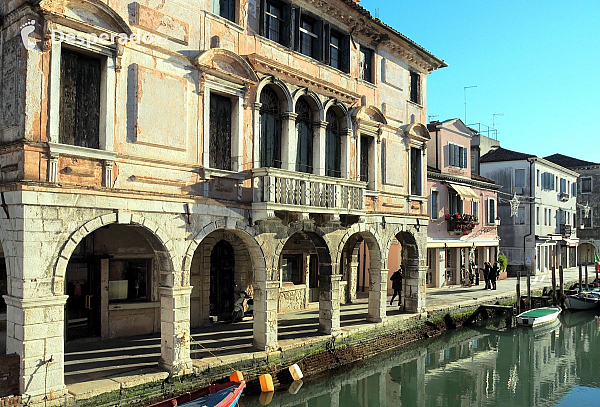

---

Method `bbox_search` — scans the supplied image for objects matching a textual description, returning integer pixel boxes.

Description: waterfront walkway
[63,266,592,399]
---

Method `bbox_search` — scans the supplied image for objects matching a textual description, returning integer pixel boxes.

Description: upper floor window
[213,0,236,22]
[582,207,593,228]
[560,178,567,193]
[330,32,341,70]
[488,199,496,224]
[410,71,421,104]
[449,144,467,169]
[209,93,232,170]
[515,207,525,225]
[449,191,463,214]
[472,201,478,218]
[259,87,282,168]
[299,16,318,58]
[541,172,555,190]
[410,147,422,196]
[295,98,313,174]
[572,182,578,196]
[431,190,439,219]
[360,47,374,83]
[581,177,592,193]
[537,170,540,187]
[325,110,342,178]
[515,169,525,189]
[60,50,101,149]
[265,0,283,43]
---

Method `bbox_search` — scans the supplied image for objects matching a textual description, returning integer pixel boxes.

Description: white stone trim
[3,295,68,308]
[48,142,118,161]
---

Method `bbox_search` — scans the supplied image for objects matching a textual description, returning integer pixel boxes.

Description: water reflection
[243,311,600,407]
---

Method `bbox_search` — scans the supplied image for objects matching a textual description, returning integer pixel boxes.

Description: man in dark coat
[483,262,491,290]
[390,267,403,306]
[491,262,500,290]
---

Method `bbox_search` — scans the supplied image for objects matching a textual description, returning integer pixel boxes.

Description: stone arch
[194,48,259,84]
[273,225,334,275]
[54,213,176,291]
[292,88,325,122]
[352,105,387,125]
[39,0,133,35]
[578,242,598,264]
[183,220,266,282]
[256,76,293,113]
[324,99,352,131]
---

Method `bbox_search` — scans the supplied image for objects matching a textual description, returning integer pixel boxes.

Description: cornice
[248,54,361,103]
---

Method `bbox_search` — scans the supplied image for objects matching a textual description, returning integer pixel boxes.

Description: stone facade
[0,0,444,402]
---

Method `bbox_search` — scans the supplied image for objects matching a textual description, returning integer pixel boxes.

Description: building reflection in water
[244,311,600,407]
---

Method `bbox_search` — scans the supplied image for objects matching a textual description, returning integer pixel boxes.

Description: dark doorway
[210,240,235,317]
[309,254,319,302]
[66,260,101,341]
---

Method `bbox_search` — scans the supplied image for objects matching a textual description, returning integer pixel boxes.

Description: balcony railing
[445,213,479,235]
[252,168,366,219]
[559,192,570,202]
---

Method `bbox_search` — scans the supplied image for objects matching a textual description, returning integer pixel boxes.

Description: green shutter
[259,0,267,36]
[323,23,331,65]
[313,20,324,61]
[282,4,294,47]
[341,34,351,73]
[292,7,301,51]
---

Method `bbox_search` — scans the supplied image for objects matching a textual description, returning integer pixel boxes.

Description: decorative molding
[48,142,118,161]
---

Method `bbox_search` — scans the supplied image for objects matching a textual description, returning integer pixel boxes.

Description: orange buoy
[230,371,244,382]
[259,373,274,392]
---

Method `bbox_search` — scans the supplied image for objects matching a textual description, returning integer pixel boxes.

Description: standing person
[483,262,490,290]
[390,267,403,306]
[492,262,500,290]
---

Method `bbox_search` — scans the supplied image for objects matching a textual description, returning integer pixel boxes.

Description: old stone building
[0,0,445,401]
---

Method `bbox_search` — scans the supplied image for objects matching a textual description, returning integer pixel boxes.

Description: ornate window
[209,94,232,170]
[295,99,313,174]
[259,87,282,168]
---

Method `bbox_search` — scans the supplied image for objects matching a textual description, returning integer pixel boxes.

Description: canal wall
[67,276,593,407]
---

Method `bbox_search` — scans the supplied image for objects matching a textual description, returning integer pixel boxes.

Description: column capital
[282,112,298,120]
[3,295,68,309]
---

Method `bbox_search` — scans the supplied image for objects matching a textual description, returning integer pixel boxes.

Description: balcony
[252,168,367,221]
[559,192,570,202]
[560,224,572,236]
[446,213,479,236]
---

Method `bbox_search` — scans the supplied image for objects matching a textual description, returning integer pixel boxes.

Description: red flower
[445,214,451,220]
[456,214,461,219]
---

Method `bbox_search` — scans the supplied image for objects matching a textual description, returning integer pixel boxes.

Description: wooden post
[551,266,557,305]
[526,267,531,310]
[559,265,564,301]
[516,269,521,315]
[585,263,589,290]
[578,263,582,293]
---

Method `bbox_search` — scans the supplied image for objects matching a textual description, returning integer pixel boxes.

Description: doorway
[210,240,235,318]
[66,261,101,341]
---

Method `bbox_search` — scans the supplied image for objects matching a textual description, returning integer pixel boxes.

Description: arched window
[325,109,342,177]
[259,87,282,168]
[295,99,313,174]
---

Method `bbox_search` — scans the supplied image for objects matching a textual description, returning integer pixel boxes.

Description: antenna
[464,86,477,124]
[492,112,504,128]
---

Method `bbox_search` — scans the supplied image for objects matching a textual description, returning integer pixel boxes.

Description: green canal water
[242,310,600,407]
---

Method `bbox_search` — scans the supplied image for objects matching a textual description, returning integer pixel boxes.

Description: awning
[448,183,480,200]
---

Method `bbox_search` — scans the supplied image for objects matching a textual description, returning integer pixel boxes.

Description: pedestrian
[483,262,490,290]
[492,262,500,290]
[390,267,403,306]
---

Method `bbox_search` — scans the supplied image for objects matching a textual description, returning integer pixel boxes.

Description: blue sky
[361,0,600,163]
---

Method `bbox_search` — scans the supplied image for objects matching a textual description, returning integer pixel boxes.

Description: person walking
[390,267,403,306]
[483,262,491,290]
[491,262,500,290]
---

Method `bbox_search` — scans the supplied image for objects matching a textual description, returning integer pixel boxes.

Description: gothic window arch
[259,87,282,168]
[325,109,342,178]
[295,98,313,174]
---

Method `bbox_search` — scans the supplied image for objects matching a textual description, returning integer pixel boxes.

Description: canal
[242,310,600,407]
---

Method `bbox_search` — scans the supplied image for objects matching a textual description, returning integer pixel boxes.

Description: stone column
[253,280,279,351]
[367,267,387,323]
[252,102,262,167]
[159,286,193,375]
[281,112,298,171]
[313,121,328,176]
[319,274,340,334]
[4,295,68,401]
[348,259,358,303]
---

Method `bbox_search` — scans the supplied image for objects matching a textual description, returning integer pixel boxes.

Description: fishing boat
[148,379,245,407]
[564,291,600,311]
[516,306,561,327]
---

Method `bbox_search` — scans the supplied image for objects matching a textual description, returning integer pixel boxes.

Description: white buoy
[289,363,304,381]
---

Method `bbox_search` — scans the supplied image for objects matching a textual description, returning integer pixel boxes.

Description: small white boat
[564,291,600,311]
[516,306,562,327]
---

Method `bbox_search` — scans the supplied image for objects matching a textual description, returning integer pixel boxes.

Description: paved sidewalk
[63,266,592,400]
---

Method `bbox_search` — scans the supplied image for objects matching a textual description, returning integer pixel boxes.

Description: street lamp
[492,112,504,128]
[464,86,477,124]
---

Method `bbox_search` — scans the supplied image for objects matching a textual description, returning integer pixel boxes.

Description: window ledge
[357,78,377,89]
[205,11,245,33]
[48,142,117,161]
[407,100,424,109]
[109,301,160,311]
[201,167,247,180]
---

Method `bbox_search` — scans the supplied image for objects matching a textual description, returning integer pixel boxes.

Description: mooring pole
[559,265,564,301]
[551,266,557,305]
[526,267,531,310]
[578,263,583,293]
[516,269,521,315]
[585,263,589,290]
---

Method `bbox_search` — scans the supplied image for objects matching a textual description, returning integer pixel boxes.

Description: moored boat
[564,291,600,311]
[148,380,246,407]
[516,306,561,327]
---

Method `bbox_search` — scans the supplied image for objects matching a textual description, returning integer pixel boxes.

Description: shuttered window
[213,0,235,22]
[360,136,369,183]
[295,99,313,174]
[209,94,232,170]
[259,87,282,168]
[410,147,422,196]
[60,50,101,149]
[431,190,439,219]
[360,47,374,83]
[325,110,341,178]
[448,144,468,169]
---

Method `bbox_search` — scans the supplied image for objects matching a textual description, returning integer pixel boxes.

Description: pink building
[425,119,502,287]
